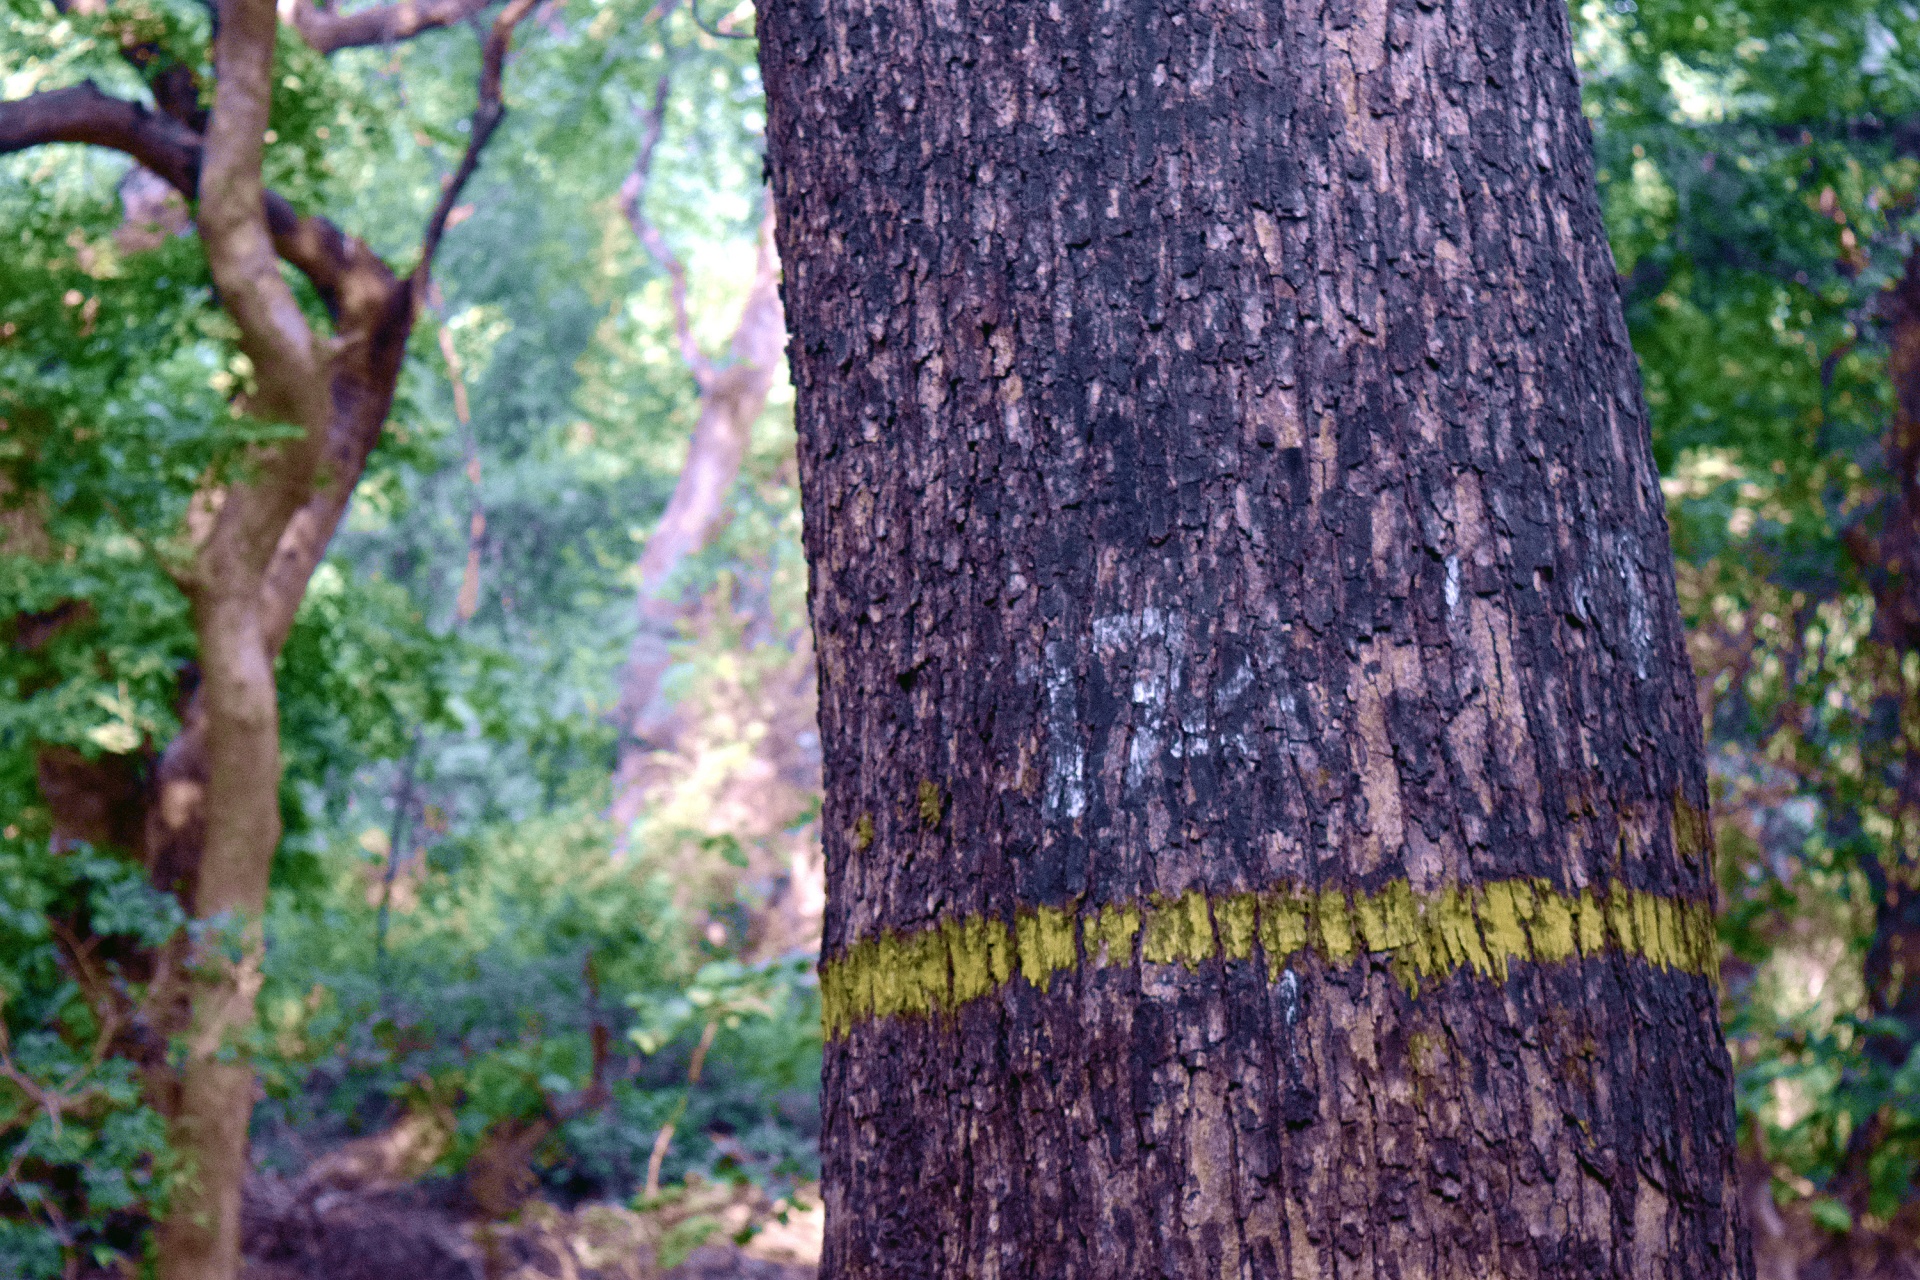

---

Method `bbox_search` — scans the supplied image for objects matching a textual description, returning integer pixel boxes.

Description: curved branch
[689,0,753,40]
[412,0,539,292]
[0,84,371,323]
[0,83,202,192]
[288,0,497,54]
[618,75,714,389]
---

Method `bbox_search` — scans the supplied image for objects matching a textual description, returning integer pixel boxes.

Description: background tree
[7,0,1920,1274]
[0,0,543,1269]
[1577,0,1920,1266]
[0,1,819,1274]
[761,0,1742,1275]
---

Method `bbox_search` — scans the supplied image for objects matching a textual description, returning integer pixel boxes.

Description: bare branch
[287,0,497,54]
[0,84,388,327]
[412,0,539,295]
[0,83,201,193]
[689,0,753,40]
[618,75,714,388]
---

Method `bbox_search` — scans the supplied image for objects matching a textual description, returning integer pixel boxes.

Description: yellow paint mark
[1672,788,1712,864]
[1576,888,1608,956]
[1529,883,1577,964]
[1607,889,1639,956]
[851,813,874,853]
[1142,890,1216,970]
[1016,905,1078,991]
[1257,891,1310,978]
[1431,885,1489,978]
[946,915,1003,1007]
[906,926,949,1011]
[1479,880,1527,981]
[1316,888,1356,963]
[818,878,1721,1039]
[871,932,911,1018]
[1215,893,1258,963]
[1087,902,1140,966]
[986,913,1013,987]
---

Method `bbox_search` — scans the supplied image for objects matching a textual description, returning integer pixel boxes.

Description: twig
[288,0,499,54]
[643,1017,717,1198]
[618,74,715,390]
[375,731,424,993]
[0,998,124,1146]
[689,0,753,39]
[413,0,540,296]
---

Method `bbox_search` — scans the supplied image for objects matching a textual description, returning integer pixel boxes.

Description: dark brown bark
[760,1,1744,1277]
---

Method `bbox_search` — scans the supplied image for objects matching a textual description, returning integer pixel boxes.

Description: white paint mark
[1093,606,1208,785]
[1444,554,1460,615]
[1616,538,1652,680]
[1215,659,1254,708]
[1042,639,1086,819]
[1126,725,1160,790]
[1278,968,1301,1027]
[1192,28,1217,91]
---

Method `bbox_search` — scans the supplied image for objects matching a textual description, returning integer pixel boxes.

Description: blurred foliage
[1578,0,1920,1229]
[0,0,813,1272]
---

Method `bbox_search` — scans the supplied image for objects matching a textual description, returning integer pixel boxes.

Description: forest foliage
[0,0,1917,1272]
[1580,0,1920,1233]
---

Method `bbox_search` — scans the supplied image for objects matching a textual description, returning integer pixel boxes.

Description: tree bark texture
[759,1,1745,1277]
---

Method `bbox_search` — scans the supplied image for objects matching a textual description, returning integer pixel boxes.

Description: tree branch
[688,0,753,40]
[199,1,330,448]
[0,84,374,324]
[412,0,539,294]
[0,83,201,193]
[618,74,714,389]
[287,0,497,54]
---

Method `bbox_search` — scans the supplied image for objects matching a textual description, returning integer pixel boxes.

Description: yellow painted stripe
[818,878,1719,1039]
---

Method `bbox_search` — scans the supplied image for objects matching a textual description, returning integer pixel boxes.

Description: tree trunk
[1,12,528,1274]
[759,1,1745,1276]
[152,0,336,1267]
[608,207,785,837]
[1831,247,1920,1215]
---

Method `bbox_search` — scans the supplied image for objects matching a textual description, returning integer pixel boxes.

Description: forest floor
[171,1128,1920,1279]
[1744,1158,1920,1280]
[237,1170,820,1280]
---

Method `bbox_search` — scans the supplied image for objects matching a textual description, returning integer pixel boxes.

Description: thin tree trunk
[1832,248,1920,1215]
[0,7,533,1273]
[760,1,1745,1276]
[153,0,336,1265]
[609,92,785,835]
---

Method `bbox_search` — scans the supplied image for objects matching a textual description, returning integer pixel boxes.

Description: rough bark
[759,1,1744,1277]
[608,84,786,836]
